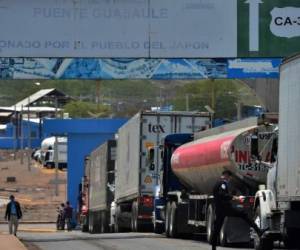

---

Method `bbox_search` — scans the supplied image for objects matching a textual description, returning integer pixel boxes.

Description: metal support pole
[54,136,59,196]
[211,79,216,112]
[13,105,17,160]
[27,98,31,171]
[185,94,190,111]
[55,97,58,118]
[237,102,243,121]
[20,105,24,165]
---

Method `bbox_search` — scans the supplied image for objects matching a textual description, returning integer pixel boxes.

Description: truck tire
[219,224,228,247]
[169,202,178,238]
[89,214,95,234]
[114,205,121,233]
[81,215,89,232]
[114,217,119,233]
[131,201,138,232]
[154,222,164,234]
[165,202,172,237]
[253,206,273,250]
[100,211,108,233]
[206,204,215,244]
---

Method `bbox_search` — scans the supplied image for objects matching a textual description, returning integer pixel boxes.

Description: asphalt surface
[12,225,284,250]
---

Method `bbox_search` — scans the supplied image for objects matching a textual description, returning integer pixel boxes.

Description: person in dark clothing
[211,170,263,250]
[64,201,73,231]
[4,195,22,236]
[56,203,65,230]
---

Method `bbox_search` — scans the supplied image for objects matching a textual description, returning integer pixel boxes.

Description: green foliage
[0,79,262,119]
[170,79,255,119]
[64,101,111,118]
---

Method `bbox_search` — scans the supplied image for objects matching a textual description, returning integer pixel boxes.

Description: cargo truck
[113,111,210,232]
[154,117,277,245]
[41,136,67,169]
[80,140,116,234]
[252,55,300,250]
[80,155,91,232]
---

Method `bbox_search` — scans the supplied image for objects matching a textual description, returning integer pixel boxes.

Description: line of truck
[79,109,279,244]
[79,54,300,249]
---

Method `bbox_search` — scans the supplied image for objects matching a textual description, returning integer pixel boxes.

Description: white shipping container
[115,111,210,202]
[278,56,300,200]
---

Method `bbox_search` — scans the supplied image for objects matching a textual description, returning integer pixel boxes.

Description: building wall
[43,118,128,212]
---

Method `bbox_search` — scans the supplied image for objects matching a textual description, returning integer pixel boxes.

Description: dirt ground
[0,150,66,222]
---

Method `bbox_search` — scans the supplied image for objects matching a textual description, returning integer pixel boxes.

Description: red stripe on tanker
[171,135,235,171]
[170,125,276,194]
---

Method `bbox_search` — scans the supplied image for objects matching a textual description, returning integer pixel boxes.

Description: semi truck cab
[153,133,194,233]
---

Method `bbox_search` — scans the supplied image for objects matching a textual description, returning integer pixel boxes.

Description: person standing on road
[64,201,73,231]
[4,195,22,236]
[211,170,264,250]
[57,203,65,230]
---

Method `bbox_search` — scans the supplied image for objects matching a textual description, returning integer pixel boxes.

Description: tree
[170,80,242,119]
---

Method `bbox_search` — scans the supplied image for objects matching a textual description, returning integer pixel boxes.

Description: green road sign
[238,0,300,57]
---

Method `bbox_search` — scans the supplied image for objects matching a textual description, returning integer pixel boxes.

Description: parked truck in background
[154,117,277,245]
[252,55,300,250]
[113,111,210,232]
[80,155,91,232]
[80,140,116,234]
[41,136,68,169]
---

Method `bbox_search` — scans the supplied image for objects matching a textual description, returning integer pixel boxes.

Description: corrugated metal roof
[13,88,56,107]
[0,106,60,112]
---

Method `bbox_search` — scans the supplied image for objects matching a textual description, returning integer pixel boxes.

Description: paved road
[20,231,241,250]
[18,228,285,250]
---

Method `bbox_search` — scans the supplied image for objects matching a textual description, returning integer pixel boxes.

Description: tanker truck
[252,55,300,250]
[154,117,277,245]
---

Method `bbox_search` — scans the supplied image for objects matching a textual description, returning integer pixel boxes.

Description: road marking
[18,228,57,233]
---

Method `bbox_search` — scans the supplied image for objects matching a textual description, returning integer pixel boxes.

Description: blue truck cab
[153,133,194,233]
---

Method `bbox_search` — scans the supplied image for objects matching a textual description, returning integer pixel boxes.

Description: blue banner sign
[227,58,282,78]
[0,58,281,80]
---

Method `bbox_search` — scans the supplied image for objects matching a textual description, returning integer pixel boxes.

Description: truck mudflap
[223,217,251,243]
[285,210,300,229]
[138,196,154,223]
[153,197,165,223]
[261,230,282,240]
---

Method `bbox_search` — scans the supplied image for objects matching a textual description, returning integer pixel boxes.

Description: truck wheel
[253,206,273,250]
[169,202,178,238]
[114,217,119,233]
[131,201,138,232]
[88,213,93,233]
[81,216,89,232]
[81,223,88,232]
[154,222,164,234]
[89,222,95,234]
[165,202,172,237]
[100,212,108,233]
[206,204,215,244]
[114,206,121,233]
[219,224,228,247]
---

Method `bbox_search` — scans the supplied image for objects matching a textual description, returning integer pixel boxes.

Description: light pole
[205,105,215,128]
[27,97,31,171]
